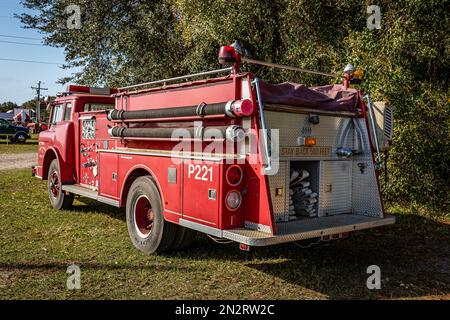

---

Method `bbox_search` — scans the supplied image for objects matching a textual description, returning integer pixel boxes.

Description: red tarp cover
[259,81,359,112]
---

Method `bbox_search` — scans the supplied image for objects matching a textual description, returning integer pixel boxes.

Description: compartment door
[268,161,289,222]
[318,160,352,216]
[98,152,119,199]
[182,161,220,227]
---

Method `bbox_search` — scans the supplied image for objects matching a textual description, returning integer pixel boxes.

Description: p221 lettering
[188,164,213,182]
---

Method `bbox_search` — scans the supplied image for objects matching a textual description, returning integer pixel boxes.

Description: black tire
[47,159,74,210]
[126,176,177,254]
[15,132,27,143]
[171,226,197,251]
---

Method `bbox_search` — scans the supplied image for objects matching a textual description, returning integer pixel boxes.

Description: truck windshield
[64,103,72,120]
[84,103,114,112]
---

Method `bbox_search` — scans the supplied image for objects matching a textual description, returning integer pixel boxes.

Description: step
[62,184,120,207]
[222,214,395,246]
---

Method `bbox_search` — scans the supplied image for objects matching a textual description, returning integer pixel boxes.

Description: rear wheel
[171,226,197,251]
[126,176,177,254]
[48,159,74,209]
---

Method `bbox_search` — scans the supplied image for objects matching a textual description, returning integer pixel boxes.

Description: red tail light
[226,165,243,186]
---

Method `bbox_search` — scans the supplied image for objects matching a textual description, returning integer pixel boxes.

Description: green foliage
[339,1,450,211]
[0,101,18,113]
[19,0,449,211]
[19,0,185,86]
[20,98,39,110]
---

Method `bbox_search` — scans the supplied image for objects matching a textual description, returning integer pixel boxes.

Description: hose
[352,118,365,154]
[336,117,365,156]
[109,126,227,139]
[108,102,227,121]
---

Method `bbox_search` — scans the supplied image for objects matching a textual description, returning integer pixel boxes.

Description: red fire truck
[33,43,395,254]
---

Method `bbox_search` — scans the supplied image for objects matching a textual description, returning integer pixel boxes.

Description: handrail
[364,94,382,168]
[253,77,272,171]
[242,57,337,78]
[118,67,233,91]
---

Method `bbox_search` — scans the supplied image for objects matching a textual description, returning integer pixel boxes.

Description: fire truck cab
[35,45,395,254]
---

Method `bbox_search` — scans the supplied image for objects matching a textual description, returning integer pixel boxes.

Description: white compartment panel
[318,160,352,216]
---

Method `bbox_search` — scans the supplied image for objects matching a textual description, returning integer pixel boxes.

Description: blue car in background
[0,118,31,143]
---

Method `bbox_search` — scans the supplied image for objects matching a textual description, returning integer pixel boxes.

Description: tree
[21,97,55,110]
[19,0,186,87]
[19,0,450,211]
[0,102,18,113]
[21,99,37,110]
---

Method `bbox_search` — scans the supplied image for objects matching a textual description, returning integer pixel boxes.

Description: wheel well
[121,168,156,207]
[42,150,57,181]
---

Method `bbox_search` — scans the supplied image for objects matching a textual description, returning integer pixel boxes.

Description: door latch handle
[357,162,367,174]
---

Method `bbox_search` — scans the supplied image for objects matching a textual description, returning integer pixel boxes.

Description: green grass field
[0,134,38,154]
[0,169,449,300]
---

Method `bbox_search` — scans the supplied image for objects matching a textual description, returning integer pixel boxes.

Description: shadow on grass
[183,213,450,299]
[0,262,195,272]
[59,199,450,299]
[68,197,125,222]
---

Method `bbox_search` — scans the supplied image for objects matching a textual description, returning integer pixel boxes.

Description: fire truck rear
[34,44,395,254]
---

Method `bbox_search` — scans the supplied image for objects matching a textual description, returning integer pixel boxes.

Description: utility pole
[31,81,48,124]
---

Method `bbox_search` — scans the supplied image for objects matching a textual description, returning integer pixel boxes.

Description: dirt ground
[0,153,38,171]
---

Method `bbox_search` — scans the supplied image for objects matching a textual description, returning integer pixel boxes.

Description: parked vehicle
[0,118,31,143]
[33,44,395,254]
[27,121,49,134]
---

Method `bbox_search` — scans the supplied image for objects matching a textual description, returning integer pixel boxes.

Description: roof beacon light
[66,85,118,95]
[218,45,239,64]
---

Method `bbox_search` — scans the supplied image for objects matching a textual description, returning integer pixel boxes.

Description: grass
[0,134,38,154]
[0,169,449,300]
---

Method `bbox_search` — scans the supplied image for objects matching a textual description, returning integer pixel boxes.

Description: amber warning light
[297,136,317,147]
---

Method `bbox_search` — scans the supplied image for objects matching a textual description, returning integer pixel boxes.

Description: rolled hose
[107,100,253,121]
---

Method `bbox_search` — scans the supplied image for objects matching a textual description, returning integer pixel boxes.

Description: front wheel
[126,176,177,254]
[14,132,27,143]
[48,159,74,210]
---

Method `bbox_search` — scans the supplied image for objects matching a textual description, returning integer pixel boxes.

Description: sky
[0,0,74,104]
